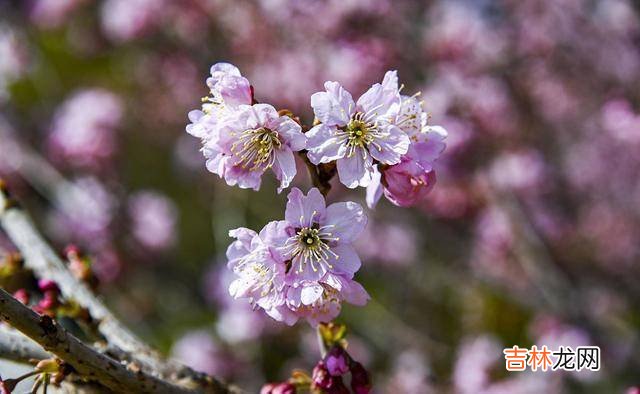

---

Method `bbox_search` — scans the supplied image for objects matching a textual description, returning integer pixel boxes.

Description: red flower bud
[350,362,371,394]
[312,361,332,389]
[38,279,59,293]
[324,346,349,376]
[260,382,296,394]
[64,244,80,258]
[13,289,29,305]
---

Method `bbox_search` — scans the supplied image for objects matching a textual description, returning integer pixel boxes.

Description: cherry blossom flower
[187,64,303,191]
[225,188,369,326]
[306,75,409,188]
[186,62,253,141]
[366,73,448,208]
[280,188,367,283]
[203,261,273,342]
[202,103,306,191]
[226,223,294,325]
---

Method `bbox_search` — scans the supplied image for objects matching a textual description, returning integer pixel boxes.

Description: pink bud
[312,361,332,389]
[37,294,57,311]
[64,244,80,257]
[324,346,350,376]
[13,289,29,305]
[260,383,296,394]
[38,279,59,293]
[382,159,436,207]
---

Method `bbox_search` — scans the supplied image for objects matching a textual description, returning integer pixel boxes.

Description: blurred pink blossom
[215,303,266,344]
[47,177,116,247]
[128,191,178,252]
[171,330,233,378]
[355,222,417,267]
[470,206,529,290]
[424,1,507,67]
[204,262,270,343]
[101,0,165,42]
[92,247,122,283]
[578,203,638,267]
[30,0,87,28]
[601,99,640,143]
[529,315,596,382]
[0,25,29,101]
[47,89,123,168]
[453,336,501,394]
[488,150,547,192]
[383,350,434,393]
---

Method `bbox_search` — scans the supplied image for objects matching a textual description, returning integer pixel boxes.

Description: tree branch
[0,182,166,370]
[0,287,196,393]
[0,323,51,364]
[0,182,240,393]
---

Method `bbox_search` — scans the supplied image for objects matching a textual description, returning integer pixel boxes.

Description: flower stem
[316,325,328,358]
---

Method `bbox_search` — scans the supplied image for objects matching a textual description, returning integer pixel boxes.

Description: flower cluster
[308,70,447,207]
[226,188,368,326]
[187,63,306,191]
[187,63,446,206]
[185,62,449,327]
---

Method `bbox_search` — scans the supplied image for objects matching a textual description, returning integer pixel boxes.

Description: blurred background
[1,0,639,392]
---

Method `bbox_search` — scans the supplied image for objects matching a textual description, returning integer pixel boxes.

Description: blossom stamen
[230,127,282,171]
[282,225,339,273]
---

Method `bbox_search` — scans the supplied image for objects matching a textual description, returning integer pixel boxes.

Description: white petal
[336,151,374,188]
[325,201,367,243]
[306,124,346,164]
[301,284,324,305]
[310,81,354,126]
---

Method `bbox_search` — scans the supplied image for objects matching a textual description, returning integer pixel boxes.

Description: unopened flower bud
[38,279,59,294]
[64,244,80,258]
[324,346,349,376]
[311,361,332,389]
[350,362,371,394]
[260,382,296,394]
[36,295,57,311]
[13,289,29,305]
